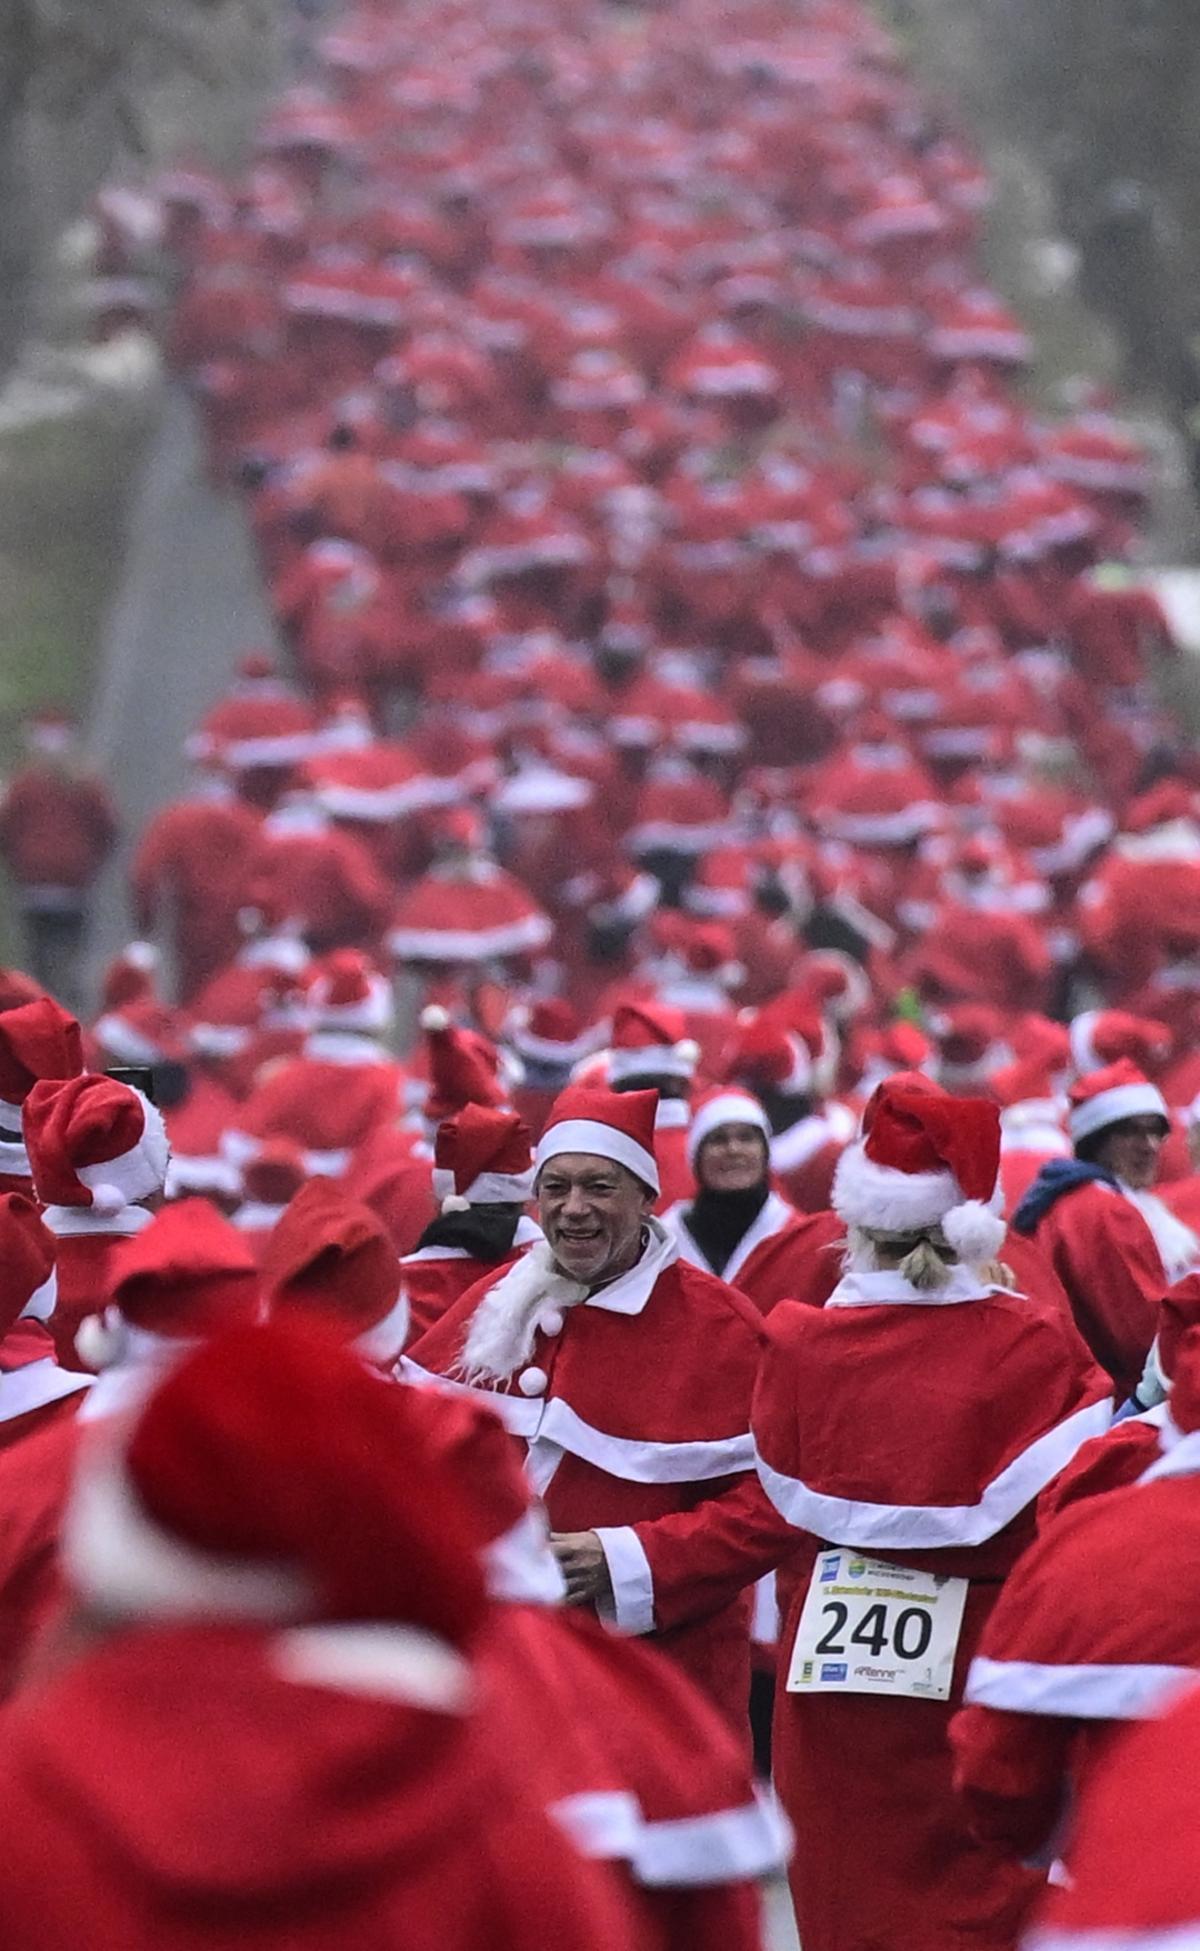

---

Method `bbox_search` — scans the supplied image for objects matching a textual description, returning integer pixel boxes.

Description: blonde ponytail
[896,1236,952,1291]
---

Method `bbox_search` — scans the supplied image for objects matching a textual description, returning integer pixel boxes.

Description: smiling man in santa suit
[404,1084,785,1728]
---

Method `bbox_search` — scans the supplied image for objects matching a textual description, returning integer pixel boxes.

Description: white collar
[304,1032,392,1066]
[827,1265,1015,1309]
[1140,1421,1200,1484]
[41,1203,155,1238]
[584,1217,679,1316]
[0,1133,30,1176]
[0,1358,91,1422]
[671,1190,793,1282]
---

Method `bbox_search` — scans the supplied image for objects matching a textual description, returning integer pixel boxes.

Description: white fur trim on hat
[686,1092,771,1170]
[534,1119,659,1195]
[1069,1080,1168,1146]
[832,1141,1006,1263]
[431,1166,537,1206]
[20,1267,57,1324]
[75,1088,170,1211]
[353,1285,410,1365]
[64,1443,312,1622]
[1067,1009,1101,1076]
[608,1040,699,1085]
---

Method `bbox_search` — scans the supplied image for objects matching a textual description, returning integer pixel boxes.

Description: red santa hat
[307,949,393,1036]
[607,1002,699,1086]
[432,1103,534,1211]
[508,997,596,1071]
[723,1004,826,1097]
[261,1178,409,1362]
[0,996,83,1119]
[1068,1009,1173,1079]
[240,1137,307,1208]
[100,941,160,1011]
[686,1087,771,1170]
[24,706,76,755]
[0,1192,57,1337]
[93,998,190,1067]
[77,1198,261,1372]
[420,1005,507,1122]
[62,1319,487,1651]
[832,1080,1006,1262]
[534,1085,660,1196]
[1068,1060,1169,1146]
[24,1073,170,1216]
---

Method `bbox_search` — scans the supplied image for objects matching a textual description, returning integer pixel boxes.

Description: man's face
[1095,1115,1167,1191]
[697,1123,768,1194]
[537,1153,654,1285]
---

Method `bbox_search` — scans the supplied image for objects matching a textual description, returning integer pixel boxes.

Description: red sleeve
[633,1472,798,1633]
[1047,1193,1163,1400]
[950,1700,1074,1857]
[129,811,176,931]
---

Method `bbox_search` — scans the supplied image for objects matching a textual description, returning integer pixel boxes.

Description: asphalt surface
[85,383,280,1005]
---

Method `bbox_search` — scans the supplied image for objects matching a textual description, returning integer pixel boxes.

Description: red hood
[18,1623,485,1903]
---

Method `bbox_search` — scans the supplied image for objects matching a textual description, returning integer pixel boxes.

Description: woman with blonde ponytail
[752,1078,1113,1951]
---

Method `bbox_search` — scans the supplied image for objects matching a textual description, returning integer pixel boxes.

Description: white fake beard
[1122,1185,1200,1281]
[458,1242,586,1387]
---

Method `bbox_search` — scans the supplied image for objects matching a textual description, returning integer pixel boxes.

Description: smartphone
[105,1065,157,1105]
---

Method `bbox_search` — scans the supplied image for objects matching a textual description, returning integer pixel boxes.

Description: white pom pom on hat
[940,1199,1007,1265]
[833,1079,1005,1265]
[420,1004,452,1034]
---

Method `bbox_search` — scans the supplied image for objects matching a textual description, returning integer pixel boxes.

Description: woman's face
[698,1123,769,1194]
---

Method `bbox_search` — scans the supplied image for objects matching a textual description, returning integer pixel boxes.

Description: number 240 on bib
[787,1550,968,1700]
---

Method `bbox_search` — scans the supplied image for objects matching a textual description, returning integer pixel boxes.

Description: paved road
[84,384,279,1005]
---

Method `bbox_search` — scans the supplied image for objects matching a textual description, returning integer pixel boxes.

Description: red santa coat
[769,1102,857,1213]
[229,1036,406,1177]
[752,1267,1112,1951]
[404,1222,781,1726]
[0,1320,90,1696]
[130,791,262,999]
[0,1621,647,1951]
[1025,1678,1200,1951]
[481,1605,787,1951]
[1014,1178,1166,1400]
[665,1190,800,1296]
[1036,1405,1166,1528]
[400,1215,543,1346]
[0,767,117,892]
[951,1443,1200,1865]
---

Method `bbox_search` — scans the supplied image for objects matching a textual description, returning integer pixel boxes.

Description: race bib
[786,1549,968,1701]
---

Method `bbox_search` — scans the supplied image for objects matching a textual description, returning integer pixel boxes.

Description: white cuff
[594,1526,655,1636]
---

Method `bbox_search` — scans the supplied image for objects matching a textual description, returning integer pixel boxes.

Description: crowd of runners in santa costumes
[5,0,1200,1944]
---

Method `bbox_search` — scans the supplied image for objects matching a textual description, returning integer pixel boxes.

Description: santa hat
[607,1002,699,1086]
[63,1319,487,1652]
[0,968,44,1013]
[1068,1060,1168,1146]
[77,1198,262,1371]
[0,996,83,1121]
[1068,1010,1172,1079]
[0,1192,57,1337]
[832,1081,1006,1262]
[308,949,393,1036]
[534,1085,660,1195]
[508,997,596,1071]
[262,1179,409,1362]
[93,998,190,1067]
[686,1087,771,1169]
[723,1006,825,1097]
[100,942,160,1012]
[420,1006,506,1122]
[432,1103,534,1211]
[24,1073,169,1216]
[240,1138,307,1208]
[928,1003,1011,1091]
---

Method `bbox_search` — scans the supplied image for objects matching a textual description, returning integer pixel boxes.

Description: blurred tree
[0,0,277,375]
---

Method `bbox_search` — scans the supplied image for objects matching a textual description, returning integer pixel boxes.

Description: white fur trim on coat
[965,1655,1196,1721]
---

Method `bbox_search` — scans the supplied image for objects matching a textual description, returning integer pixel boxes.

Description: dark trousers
[22,904,87,1011]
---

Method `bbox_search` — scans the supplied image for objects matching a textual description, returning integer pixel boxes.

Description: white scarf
[1122,1184,1200,1281]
